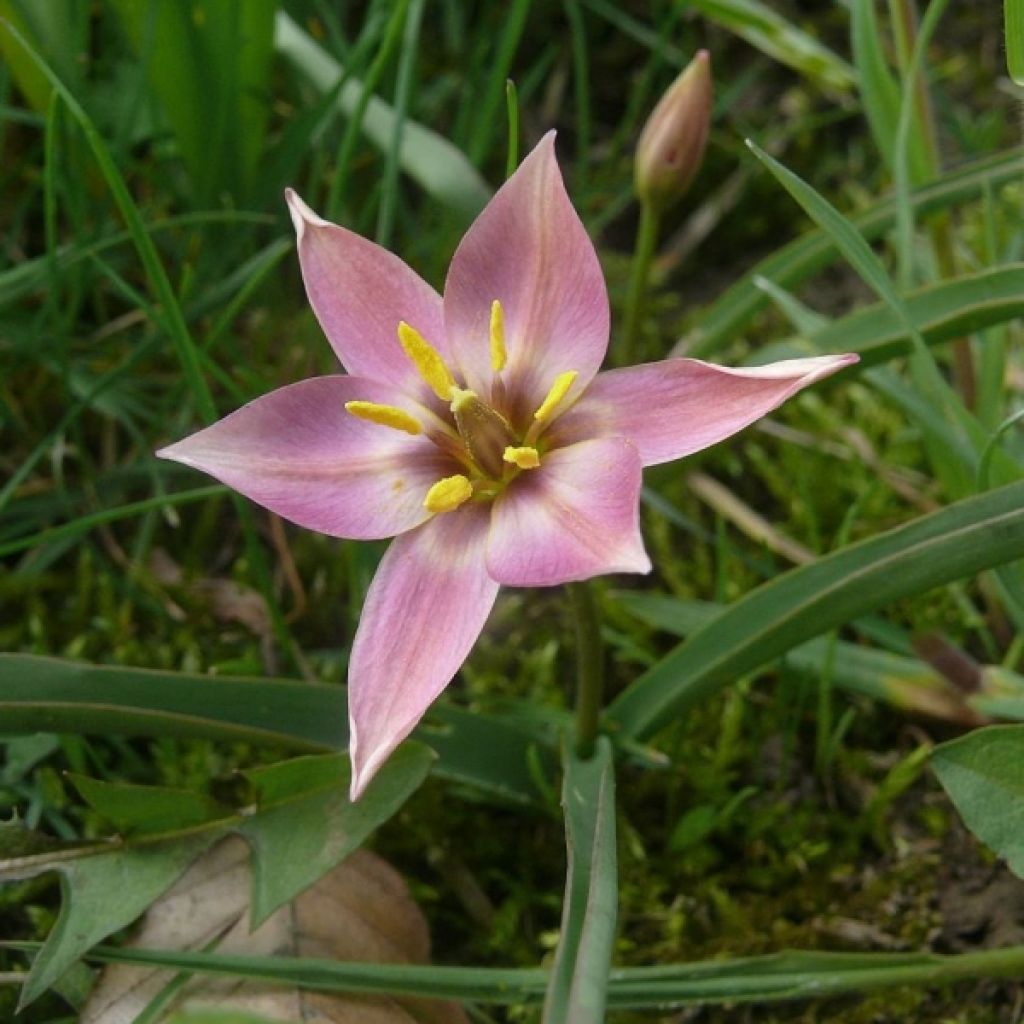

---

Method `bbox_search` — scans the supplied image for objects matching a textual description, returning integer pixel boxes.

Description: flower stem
[620,199,661,366]
[568,580,604,758]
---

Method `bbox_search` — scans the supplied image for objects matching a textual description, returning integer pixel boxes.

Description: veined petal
[553,354,858,466]
[348,507,498,799]
[157,377,452,540]
[286,189,446,399]
[443,133,609,423]
[486,437,650,587]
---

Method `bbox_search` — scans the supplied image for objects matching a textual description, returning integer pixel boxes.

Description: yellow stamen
[345,401,421,435]
[490,299,507,373]
[533,370,578,423]
[397,321,455,401]
[503,445,540,470]
[424,474,474,514]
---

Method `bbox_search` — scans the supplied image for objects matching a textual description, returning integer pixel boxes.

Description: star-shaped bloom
[159,134,855,799]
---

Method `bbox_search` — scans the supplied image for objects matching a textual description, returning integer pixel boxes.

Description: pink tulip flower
[159,134,856,799]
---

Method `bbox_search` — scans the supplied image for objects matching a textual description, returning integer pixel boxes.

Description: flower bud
[635,50,712,212]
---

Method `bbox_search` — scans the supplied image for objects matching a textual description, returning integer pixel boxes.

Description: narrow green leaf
[274,11,491,221]
[0,20,214,420]
[932,726,1024,877]
[850,0,930,183]
[684,148,1024,356]
[109,0,276,203]
[685,0,856,92]
[240,746,434,926]
[0,654,551,806]
[745,139,999,494]
[608,481,1024,741]
[1006,0,1024,85]
[615,593,978,724]
[18,939,1024,1008]
[542,738,617,1024]
[757,265,1024,369]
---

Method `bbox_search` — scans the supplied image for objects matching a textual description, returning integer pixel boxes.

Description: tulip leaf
[614,593,979,725]
[685,0,856,93]
[0,654,551,806]
[7,747,432,1008]
[608,480,1024,741]
[39,938,1024,1008]
[542,737,618,1024]
[752,264,1024,369]
[931,726,1024,879]
[273,12,491,222]
[685,147,1024,356]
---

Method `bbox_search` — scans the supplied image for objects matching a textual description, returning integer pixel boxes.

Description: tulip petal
[286,189,446,399]
[553,354,858,466]
[486,437,650,587]
[348,506,498,799]
[443,133,609,424]
[157,376,453,540]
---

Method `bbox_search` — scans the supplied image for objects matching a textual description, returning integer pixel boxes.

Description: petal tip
[285,187,329,241]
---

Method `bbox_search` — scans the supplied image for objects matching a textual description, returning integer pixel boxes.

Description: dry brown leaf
[82,838,469,1024]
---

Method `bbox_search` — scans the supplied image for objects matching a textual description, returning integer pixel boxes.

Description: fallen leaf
[82,837,468,1024]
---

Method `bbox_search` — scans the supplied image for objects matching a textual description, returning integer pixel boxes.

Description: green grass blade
[375,0,425,247]
[0,20,215,422]
[767,264,1024,368]
[850,0,930,183]
[607,480,1024,741]
[615,593,979,725]
[0,655,549,806]
[274,11,491,222]
[685,0,856,92]
[108,0,276,203]
[1007,0,1024,84]
[683,148,1024,356]
[542,738,617,1024]
[746,138,996,492]
[7,940,1024,1008]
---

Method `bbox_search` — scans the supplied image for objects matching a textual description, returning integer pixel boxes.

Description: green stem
[620,199,661,365]
[568,581,604,758]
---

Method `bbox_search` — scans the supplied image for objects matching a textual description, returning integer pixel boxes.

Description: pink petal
[286,189,446,400]
[348,507,499,799]
[553,354,858,466]
[443,133,609,424]
[486,437,650,587]
[157,376,452,540]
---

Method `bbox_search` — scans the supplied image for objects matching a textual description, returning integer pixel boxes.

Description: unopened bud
[635,50,712,211]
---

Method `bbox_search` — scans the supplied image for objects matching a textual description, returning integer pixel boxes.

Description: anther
[345,401,422,435]
[424,475,474,514]
[490,299,507,373]
[397,322,456,401]
[532,371,578,424]
[503,446,540,470]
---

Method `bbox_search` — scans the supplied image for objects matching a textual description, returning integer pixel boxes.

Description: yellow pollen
[449,386,478,413]
[424,474,474,514]
[503,445,540,469]
[533,371,578,423]
[490,299,507,373]
[397,321,455,401]
[344,401,421,435]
